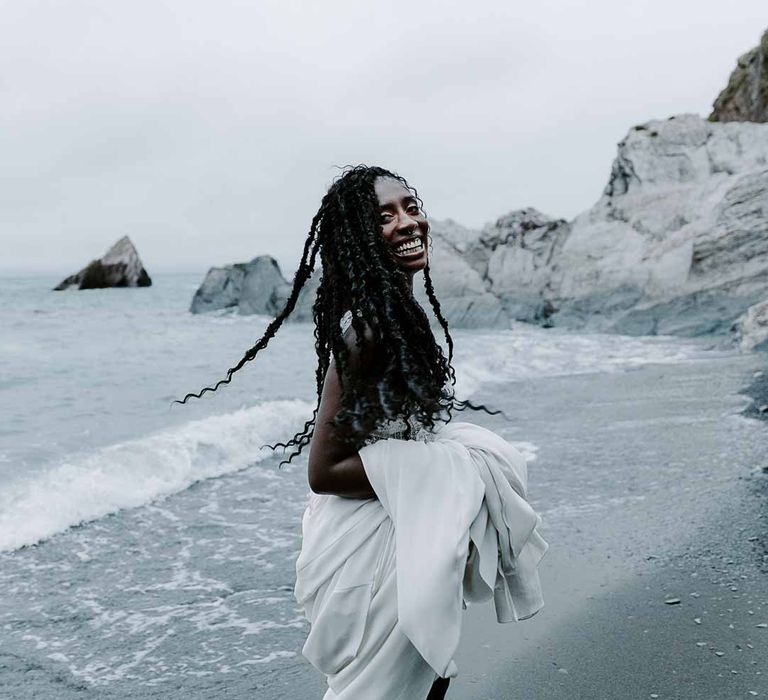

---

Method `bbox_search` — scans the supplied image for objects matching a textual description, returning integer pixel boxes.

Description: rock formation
[549,114,768,336]
[411,114,768,336]
[710,29,768,124]
[54,236,151,290]
[190,256,290,315]
[461,209,570,324]
[733,298,768,352]
[413,224,507,329]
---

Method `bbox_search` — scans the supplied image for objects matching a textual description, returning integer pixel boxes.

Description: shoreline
[451,352,768,699]
[1,346,765,698]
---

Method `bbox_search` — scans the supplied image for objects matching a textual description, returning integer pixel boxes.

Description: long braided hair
[177,165,503,466]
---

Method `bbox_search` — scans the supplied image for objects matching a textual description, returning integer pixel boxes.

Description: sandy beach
[234,344,768,700]
[450,352,768,699]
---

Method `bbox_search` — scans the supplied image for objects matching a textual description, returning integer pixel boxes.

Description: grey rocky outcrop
[549,114,768,336]
[462,209,570,323]
[54,236,151,290]
[418,114,768,337]
[190,256,290,315]
[733,298,768,352]
[710,29,768,124]
[413,226,507,329]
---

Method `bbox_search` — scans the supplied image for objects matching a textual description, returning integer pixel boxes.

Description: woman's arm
[307,324,379,499]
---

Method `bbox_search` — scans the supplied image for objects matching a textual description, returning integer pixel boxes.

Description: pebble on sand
[664,598,682,605]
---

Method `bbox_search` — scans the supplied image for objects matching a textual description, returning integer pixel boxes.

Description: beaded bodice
[363,413,435,446]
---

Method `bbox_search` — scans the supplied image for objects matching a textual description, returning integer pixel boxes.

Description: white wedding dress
[294,416,548,700]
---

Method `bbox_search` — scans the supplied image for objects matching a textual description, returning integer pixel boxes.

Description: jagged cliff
[710,29,768,123]
[549,114,768,335]
[425,114,768,337]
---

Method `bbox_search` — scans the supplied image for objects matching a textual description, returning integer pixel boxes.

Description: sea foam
[450,324,724,398]
[0,399,313,551]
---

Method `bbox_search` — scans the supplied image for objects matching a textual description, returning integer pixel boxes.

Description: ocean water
[0,274,742,697]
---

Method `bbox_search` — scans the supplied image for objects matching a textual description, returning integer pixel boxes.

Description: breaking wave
[0,399,313,551]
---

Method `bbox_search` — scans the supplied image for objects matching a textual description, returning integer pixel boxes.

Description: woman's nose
[397,212,418,232]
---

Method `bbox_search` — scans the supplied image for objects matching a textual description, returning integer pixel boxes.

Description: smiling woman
[375,177,429,265]
[175,165,544,699]
[176,164,497,465]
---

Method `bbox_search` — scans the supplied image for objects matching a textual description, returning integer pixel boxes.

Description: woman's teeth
[393,239,424,257]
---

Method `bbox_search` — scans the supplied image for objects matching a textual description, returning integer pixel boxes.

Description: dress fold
[294,421,548,699]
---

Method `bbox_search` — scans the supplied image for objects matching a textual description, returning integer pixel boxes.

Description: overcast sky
[2,1,766,275]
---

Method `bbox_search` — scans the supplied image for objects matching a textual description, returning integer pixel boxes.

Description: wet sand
[450,351,768,699]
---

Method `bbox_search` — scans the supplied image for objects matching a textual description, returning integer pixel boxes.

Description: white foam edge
[0,399,313,552]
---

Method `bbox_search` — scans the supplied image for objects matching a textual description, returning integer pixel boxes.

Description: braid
[176,164,506,466]
[422,263,456,386]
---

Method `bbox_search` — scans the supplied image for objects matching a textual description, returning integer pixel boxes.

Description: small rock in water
[664,598,682,605]
[54,236,152,290]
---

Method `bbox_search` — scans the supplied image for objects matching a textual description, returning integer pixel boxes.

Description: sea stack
[54,236,152,290]
[190,256,290,315]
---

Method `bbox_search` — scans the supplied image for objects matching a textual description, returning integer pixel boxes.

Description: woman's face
[374,177,429,274]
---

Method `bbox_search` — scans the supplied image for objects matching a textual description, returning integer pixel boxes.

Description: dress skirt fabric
[294,421,548,699]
